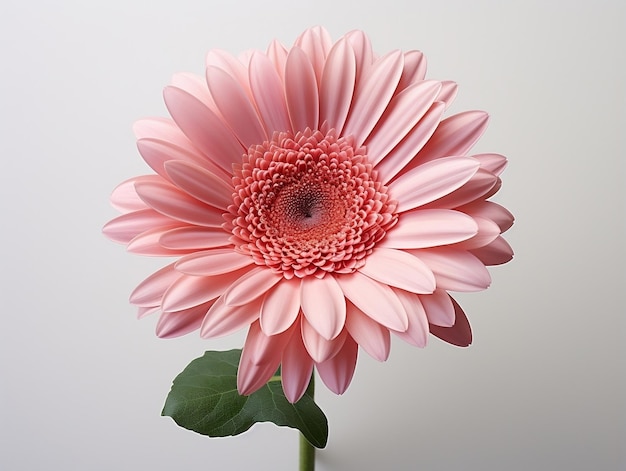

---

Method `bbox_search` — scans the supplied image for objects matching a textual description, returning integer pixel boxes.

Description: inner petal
[228,128,398,278]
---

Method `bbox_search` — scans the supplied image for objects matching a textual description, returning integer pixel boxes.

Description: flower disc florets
[228,128,398,279]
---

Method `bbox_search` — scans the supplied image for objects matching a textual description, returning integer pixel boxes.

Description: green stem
[299,433,315,471]
[299,374,315,471]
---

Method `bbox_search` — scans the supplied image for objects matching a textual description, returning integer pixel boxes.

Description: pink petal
[300,275,346,340]
[237,320,288,396]
[319,38,356,134]
[482,177,503,200]
[380,209,478,249]
[175,249,254,276]
[103,209,176,244]
[134,122,233,194]
[453,216,501,250]
[437,81,458,109]
[137,138,229,184]
[129,263,179,307]
[159,226,231,250]
[409,110,490,168]
[266,39,288,81]
[200,296,262,339]
[134,179,226,227]
[170,71,215,109]
[359,248,436,294]
[301,318,347,363]
[137,306,159,319]
[345,302,390,361]
[163,86,244,174]
[164,160,234,211]
[375,102,445,184]
[247,319,295,367]
[205,49,252,99]
[397,50,427,91]
[238,355,280,397]
[392,289,429,347]
[294,26,332,85]
[316,335,358,395]
[344,30,374,84]
[110,176,160,212]
[260,279,301,336]
[470,236,514,266]
[281,329,314,403]
[420,289,455,327]
[133,117,197,151]
[238,50,255,68]
[389,156,480,212]
[429,296,472,347]
[223,266,283,307]
[422,169,498,209]
[284,46,319,131]
[411,248,491,292]
[135,139,191,181]
[205,66,267,148]
[459,201,514,232]
[161,267,251,312]
[365,80,442,166]
[473,153,508,176]
[127,226,190,256]
[336,271,408,331]
[156,300,214,338]
[342,50,404,146]
[248,52,291,135]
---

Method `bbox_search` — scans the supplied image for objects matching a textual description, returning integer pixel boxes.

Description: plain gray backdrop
[1,1,623,470]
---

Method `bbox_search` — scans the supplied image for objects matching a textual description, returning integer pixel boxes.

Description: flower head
[104,27,513,402]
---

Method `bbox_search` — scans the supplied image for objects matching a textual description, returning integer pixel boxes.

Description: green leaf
[162,349,328,448]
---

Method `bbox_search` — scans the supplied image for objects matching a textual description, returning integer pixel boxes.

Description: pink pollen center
[271,182,346,237]
[228,128,398,279]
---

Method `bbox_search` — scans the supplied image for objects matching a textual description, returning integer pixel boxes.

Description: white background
[1,1,623,470]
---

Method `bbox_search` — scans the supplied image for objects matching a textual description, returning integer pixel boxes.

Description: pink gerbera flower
[104,27,513,403]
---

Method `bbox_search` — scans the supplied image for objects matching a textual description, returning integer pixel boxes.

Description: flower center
[271,181,346,236]
[228,128,398,279]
